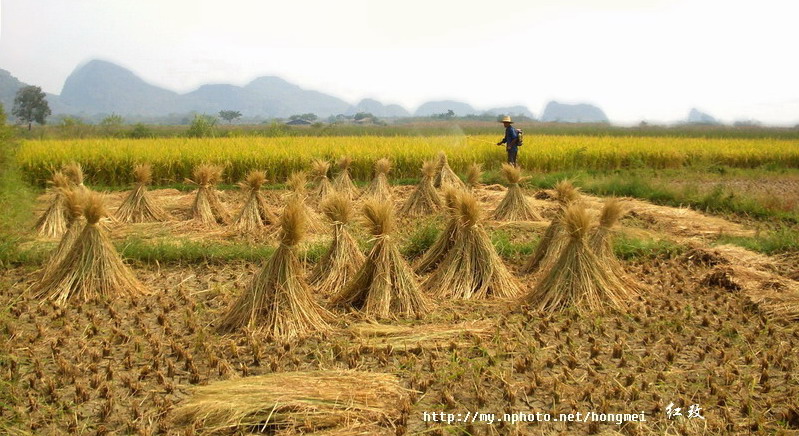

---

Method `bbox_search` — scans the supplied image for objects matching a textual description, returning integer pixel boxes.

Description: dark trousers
[507,147,518,167]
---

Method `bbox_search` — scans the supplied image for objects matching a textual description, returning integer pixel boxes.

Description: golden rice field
[18,135,799,186]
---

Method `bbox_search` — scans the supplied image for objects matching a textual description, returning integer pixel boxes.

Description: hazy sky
[1,0,797,124]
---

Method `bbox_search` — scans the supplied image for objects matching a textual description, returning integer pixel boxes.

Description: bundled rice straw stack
[522,180,581,274]
[285,171,324,232]
[589,198,643,294]
[34,171,71,238]
[232,170,277,233]
[63,162,87,191]
[433,151,466,190]
[171,371,409,434]
[492,164,542,221]
[333,201,428,319]
[115,164,172,223]
[188,164,230,225]
[309,194,366,294]
[310,159,335,202]
[425,191,521,299]
[400,161,441,217]
[362,158,392,200]
[218,201,330,338]
[333,156,360,199]
[523,203,637,312]
[465,162,483,191]
[33,192,145,305]
[39,189,87,281]
[414,187,463,274]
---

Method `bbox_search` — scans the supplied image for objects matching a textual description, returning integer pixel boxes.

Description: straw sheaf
[50,171,71,189]
[63,189,87,220]
[311,159,331,179]
[132,164,152,185]
[280,201,307,247]
[374,158,391,175]
[421,160,436,178]
[500,163,525,184]
[466,163,482,187]
[457,192,481,228]
[83,192,108,224]
[287,171,308,195]
[436,151,449,166]
[563,203,591,241]
[337,156,352,170]
[554,180,581,204]
[320,193,352,224]
[240,170,267,192]
[599,198,624,228]
[193,164,223,186]
[362,201,394,237]
[442,187,463,211]
[62,162,84,185]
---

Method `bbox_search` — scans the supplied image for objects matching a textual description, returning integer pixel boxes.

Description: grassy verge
[715,227,799,255]
[0,117,37,268]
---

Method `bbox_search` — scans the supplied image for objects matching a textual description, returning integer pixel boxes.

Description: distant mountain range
[1,59,721,125]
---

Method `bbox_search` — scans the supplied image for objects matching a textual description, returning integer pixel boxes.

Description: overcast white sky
[1,0,798,124]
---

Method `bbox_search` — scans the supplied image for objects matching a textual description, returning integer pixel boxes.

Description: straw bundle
[522,180,582,274]
[286,171,324,232]
[34,171,71,238]
[414,188,463,274]
[399,161,441,217]
[33,192,145,306]
[491,164,542,221]
[171,371,409,434]
[523,203,635,312]
[115,164,172,223]
[310,159,335,201]
[62,162,87,190]
[309,194,366,294]
[333,156,360,199]
[433,151,466,189]
[333,201,428,319]
[465,162,483,191]
[425,191,521,299]
[39,189,87,281]
[218,201,330,338]
[589,198,643,294]
[188,164,230,225]
[362,158,392,200]
[232,170,277,233]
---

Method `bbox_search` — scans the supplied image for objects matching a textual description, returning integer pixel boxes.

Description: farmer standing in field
[497,115,520,167]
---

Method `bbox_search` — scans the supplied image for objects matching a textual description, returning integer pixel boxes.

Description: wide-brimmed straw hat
[500,116,513,123]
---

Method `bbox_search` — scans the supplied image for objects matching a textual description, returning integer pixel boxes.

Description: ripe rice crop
[18,135,799,186]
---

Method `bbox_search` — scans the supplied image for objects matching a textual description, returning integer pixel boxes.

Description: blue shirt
[499,125,519,148]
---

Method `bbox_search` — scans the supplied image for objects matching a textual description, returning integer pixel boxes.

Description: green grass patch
[402,219,441,259]
[613,235,685,260]
[118,238,275,265]
[491,230,538,260]
[0,121,37,268]
[715,227,799,255]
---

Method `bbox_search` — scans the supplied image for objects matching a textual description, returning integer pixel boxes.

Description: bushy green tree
[218,110,242,124]
[186,114,217,138]
[12,86,51,130]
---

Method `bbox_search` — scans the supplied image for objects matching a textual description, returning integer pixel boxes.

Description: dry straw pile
[362,158,392,200]
[492,164,542,221]
[333,156,360,199]
[433,151,466,190]
[309,193,366,294]
[171,370,409,435]
[523,203,637,312]
[218,201,330,338]
[310,159,334,201]
[188,164,230,226]
[415,187,463,274]
[35,171,71,238]
[425,191,521,299]
[115,164,172,223]
[333,201,428,319]
[286,171,324,232]
[62,162,87,190]
[465,162,483,191]
[522,180,581,274]
[232,169,277,233]
[400,160,441,217]
[39,189,86,281]
[589,198,642,294]
[33,191,145,305]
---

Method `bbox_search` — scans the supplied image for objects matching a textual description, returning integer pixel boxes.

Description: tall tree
[218,110,242,124]
[12,86,51,131]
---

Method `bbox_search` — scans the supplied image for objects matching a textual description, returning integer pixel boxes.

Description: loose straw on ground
[333,156,360,199]
[425,191,521,299]
[218,201,330,338]
[522,203,636,312]
[414,187,463,274]
[522,180,581,274]
[400,161,441,217]
[115,164,172,223]
[232,169,277,233]
[333,200,428,319]
[362,158,392,200]
[310,159,335,202]
[171,371,409,435]
[434,151,466,190]
[491,164,542,221]
[33,191,145,306]
[34,171,71,238]
[309,193,366,295]
[188,164,230,226]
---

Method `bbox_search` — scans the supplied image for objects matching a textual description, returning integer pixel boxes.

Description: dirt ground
[3,181,798,435]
